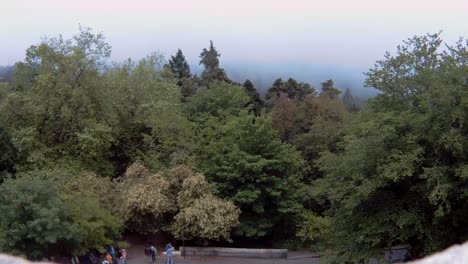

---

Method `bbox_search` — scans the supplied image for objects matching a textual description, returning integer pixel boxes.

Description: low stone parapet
[179,247,288,259]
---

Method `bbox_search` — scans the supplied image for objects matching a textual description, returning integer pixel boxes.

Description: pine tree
[320,79,341,99]
[199,41,230,84]
[168,49,191,79]
[342,88,359,112]
[242,80,264,115]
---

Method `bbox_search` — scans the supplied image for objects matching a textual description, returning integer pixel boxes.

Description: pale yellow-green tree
[116,162,240,241]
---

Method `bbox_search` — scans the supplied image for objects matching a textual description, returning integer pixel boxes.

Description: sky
[1,0,468,68]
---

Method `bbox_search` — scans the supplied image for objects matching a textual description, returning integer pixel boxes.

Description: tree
[172,173,240,241]
[0,175,77,259]
[0,26,115,174]
[199,41,230,84]
[58,171,122,256]
[198,113,305,239]
[341,88,359,112]
[242,80,264,115]
[185,81,250,120]
[311,33,468,262]
[0,169,122,259]
[168,49,191,79]
[104,54,193,171]
[0,125,16,181]
[266,78,315,106]
[116,162,240,241]
[320,79,341,99]
[271,95,296,141]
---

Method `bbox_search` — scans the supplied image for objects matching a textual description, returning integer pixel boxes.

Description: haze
[1,0,467,95]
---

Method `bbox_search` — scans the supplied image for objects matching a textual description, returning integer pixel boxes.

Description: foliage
[0,125,16,181]
[242,80,264,115]
[59,171,122,256]
[266,78,315,106]
[0,174,78,259]
[0,26,114,174]
[173,173,240,241]
[312,33,468,262]
[320,79,341,99]
[271,95,297,141]
[341,88,360,112]
[2,26,466,262]
[103,54,193,171]
[198,112,305,239]
[199,41,230,84]
[168,48,191,79]
[116,162,240,241]
[185,81,250,120]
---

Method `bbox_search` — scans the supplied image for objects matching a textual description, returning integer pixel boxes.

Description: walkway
[126,245,319,264]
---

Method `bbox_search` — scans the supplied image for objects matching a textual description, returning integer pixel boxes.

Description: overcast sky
[1,0,467,67]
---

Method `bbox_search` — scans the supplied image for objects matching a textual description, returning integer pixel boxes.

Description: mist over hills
[1,61,377,100]
[191,61,378,99]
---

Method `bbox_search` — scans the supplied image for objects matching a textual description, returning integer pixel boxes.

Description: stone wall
[179,247,288,259]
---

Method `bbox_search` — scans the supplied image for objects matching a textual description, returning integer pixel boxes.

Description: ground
[125,244,319,264]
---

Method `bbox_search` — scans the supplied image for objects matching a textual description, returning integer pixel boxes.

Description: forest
[0,27,466,263]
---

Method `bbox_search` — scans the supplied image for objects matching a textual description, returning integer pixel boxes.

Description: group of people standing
[145,243,175,264]
[102,245,127,264]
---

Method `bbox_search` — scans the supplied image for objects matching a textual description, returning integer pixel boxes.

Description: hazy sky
[1,0,467,67]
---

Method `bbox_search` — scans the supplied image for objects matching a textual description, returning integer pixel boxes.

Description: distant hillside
[1,62,377,100]
[191,61,378,99]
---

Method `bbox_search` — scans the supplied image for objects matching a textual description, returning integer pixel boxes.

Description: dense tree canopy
[0,27,466,263]
[197,112,305,239]
[311,33,468,262]
[0,170,121,259]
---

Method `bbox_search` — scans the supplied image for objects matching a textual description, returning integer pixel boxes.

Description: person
[107,245,116,263]
[164,243,172,251]
[105,252,113,264]
[166,244,174,264]
[120,249,128,264]
[150,244,158,263]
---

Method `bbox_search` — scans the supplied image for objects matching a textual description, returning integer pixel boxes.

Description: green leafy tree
[198,113,305,239]
[0,26,115,174]
[271,95,297,141]
[0,174,77,259]
[0,125,16,181]
[199,41,230,84]
[0,169,122,259]
[185,81,250,120]
[266,78,315,106]
[58,171,122,256]
[104,54,194,171]
[312,33,468,262]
